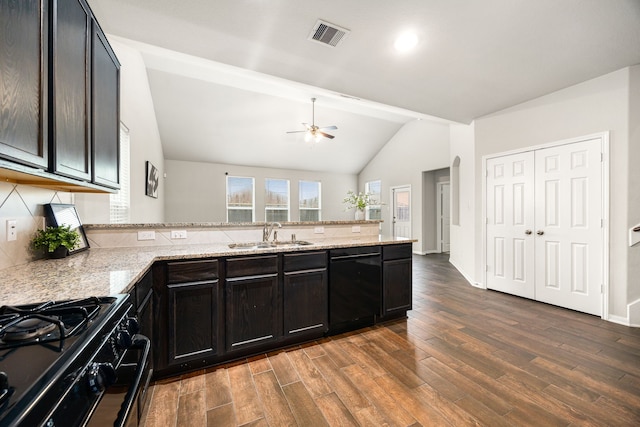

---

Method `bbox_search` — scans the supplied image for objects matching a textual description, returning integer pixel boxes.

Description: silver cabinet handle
[536,230,544,235]
[525,230,532,235]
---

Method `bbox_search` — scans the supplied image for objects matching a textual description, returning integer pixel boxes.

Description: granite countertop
[1,236,414,306]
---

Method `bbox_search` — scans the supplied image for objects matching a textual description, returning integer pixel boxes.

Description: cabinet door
[283,268,327,337]
[91,23,120,188]
[382,258,412,316]
[0,0,48,168]
[51,0,91,181]
[225,274,279,352]
[167,280,219,364]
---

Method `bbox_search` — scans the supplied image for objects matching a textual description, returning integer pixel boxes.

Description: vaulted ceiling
[87,0,640,174]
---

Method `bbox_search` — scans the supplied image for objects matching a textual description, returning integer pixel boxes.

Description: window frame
[298,180,322,221]
[226,175,255,223]
[265,178,290,222]
[365,180,382,220]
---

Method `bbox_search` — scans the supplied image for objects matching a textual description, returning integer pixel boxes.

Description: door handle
[525,230,532,235]
[536,230,544,235]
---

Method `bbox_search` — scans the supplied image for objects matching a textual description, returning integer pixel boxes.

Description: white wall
[164,159,357,222]
[358,120,450,253]
[76,39,165,224]
[473,67,636,320]
[449,123,476,285]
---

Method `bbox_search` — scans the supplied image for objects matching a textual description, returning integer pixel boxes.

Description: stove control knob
[124,317,140,334]
[116,330,133,349]
[87,362,116,394]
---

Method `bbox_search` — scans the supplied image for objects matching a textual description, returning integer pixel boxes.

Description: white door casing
[534,138,603,315]
[486,152,536,299]
[437,182,451,252]
[392,186,411,239]
[484,135,604,316]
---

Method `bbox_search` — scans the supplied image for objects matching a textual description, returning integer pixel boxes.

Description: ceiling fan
[286,98,337,142]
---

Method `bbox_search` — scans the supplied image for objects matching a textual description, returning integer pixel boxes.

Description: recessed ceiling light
[394,31,418,53]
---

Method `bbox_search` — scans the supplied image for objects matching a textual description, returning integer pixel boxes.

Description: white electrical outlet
[314,226,325,234]
[6,220,17,241]
[352,225,361,233]
[171,230,187,239]
[137,230,156,241]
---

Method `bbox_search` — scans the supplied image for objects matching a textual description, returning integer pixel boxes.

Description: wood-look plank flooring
[140,254,640,426]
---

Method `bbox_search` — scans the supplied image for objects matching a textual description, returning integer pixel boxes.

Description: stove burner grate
[1,318,58,342]
[0,297,102,349]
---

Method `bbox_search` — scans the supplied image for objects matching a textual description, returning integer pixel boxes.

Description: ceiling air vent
[308,19,350,47]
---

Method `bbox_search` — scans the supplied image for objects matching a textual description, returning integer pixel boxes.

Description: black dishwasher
[329,246,381,334]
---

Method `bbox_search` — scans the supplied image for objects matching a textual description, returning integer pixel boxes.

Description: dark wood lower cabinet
[154,259,221,376]
[283,252,328,339]
[225,255,279,352]
[167,281,219,362]
[151,245,411,379]
[382,244,413,319]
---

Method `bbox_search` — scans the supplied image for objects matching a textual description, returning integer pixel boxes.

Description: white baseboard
[448,257,476,287]
[627,298,640,327]
[607,314,631,327]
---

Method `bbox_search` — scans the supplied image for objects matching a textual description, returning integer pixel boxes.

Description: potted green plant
[31,225,80,258]
[343,190,375,220]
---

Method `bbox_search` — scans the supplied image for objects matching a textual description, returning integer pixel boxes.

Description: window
[109,123,130,223]
[227,176,254,222]
[265,178,289,222]
[365,180,382,220]
[299,180,321,221]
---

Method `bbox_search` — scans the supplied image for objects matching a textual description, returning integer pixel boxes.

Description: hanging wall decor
[145,161,159,198]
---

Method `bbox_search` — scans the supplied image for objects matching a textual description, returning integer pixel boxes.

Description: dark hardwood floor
[141,253,640,426]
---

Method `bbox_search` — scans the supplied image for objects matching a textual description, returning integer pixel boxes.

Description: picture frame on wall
[146,161,159,198]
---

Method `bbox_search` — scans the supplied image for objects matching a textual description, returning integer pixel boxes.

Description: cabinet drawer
[167,259,218,283]
[283,251,327,272]
[226,255,278,278]
[382,244,412,261]
[330,245,381,259]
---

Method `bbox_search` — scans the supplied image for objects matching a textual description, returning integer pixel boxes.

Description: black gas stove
[0,294,150,427]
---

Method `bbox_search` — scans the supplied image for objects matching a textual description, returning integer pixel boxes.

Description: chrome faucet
[262,222,282,242]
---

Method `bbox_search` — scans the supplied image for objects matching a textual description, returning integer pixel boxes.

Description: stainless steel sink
[274,240,313,247]
[228,240,312,249]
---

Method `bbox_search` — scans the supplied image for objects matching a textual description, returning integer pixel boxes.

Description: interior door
[486,152,535,298]
[392,186,411,239]
[534,139,602,315]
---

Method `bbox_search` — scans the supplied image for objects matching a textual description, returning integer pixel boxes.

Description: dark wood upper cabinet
[50,0,91,181]
[91,22,120,189]
[0,0,49,169]
[0,0,120,191]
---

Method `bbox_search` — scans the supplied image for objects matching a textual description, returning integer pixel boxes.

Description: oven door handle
[114,334,151,427]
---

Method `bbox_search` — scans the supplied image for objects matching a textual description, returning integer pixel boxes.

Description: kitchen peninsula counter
[1,236,414,306]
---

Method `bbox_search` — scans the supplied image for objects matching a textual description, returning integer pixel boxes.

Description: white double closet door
[486,138,603,316]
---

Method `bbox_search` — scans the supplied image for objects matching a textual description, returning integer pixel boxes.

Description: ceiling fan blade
[302,123,311,130]
[319,125,337,131]
[286,130,306,134]
[318,131,335,139]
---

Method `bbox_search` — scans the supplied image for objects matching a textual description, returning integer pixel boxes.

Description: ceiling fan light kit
[287,98,337,142]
